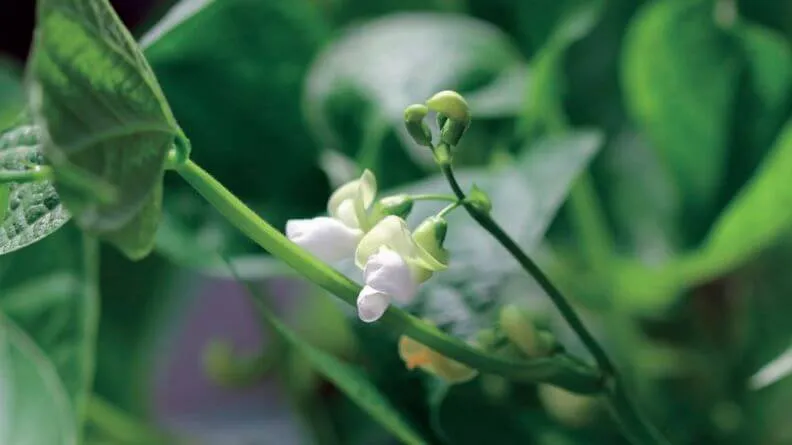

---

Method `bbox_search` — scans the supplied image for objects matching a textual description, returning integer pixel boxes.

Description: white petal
[357,285,390,322]
[355,216,416,268]
[286,217,362,263]
[335,199,359,228]
[364,249,417,304]
[327,169,378,224]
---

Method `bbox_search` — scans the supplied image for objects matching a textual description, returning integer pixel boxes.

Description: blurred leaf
[28,0,184,260]
[0,225,99,433]
[231,273,428,445]
[0,125,70,255]
[395,131,602,338]
[622,0,742,243]
[522,0,604,134]
[143,0,332,264]
[427,379,534,444]
[304,12,526,186]
[722,21,792,203]
[0,312,76,444]
[0,58,24,130]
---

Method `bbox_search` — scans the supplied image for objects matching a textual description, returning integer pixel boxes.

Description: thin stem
[410,193,459,203]
[436,155,669,445]
[437,201,461,218]
[438,157,614,376]
[174,159,601,393]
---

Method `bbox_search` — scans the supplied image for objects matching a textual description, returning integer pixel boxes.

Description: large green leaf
[0,58,25,131]
[230,272,428,445]
[0,125,70,254]
[28,0,185,260]
[622,0,742,243]
[0,312,76,445]
[304,12,526,186]
[0,226,100,432]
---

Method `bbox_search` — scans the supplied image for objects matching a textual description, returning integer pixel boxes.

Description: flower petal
[357,285,390,322]
[327,170,378,228]
[334,199,358,228]
[364,249,417,304]
[286,217,362,262]
[355,216,416,268]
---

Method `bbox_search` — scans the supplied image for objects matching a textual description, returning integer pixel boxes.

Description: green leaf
[0,226,100,433]
[395,131,602,339]
[0,58,25,131]
[304,12,526,186]
[622,0,742,242]
[0,125,70,255]
[0,312,76,444]
[229,271,428,445]
[722,21,792,203]
[28,0,185,260]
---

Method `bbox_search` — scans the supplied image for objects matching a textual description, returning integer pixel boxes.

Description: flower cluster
[286,170,448,322]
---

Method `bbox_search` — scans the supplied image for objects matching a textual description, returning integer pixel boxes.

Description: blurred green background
[3,0,792,443]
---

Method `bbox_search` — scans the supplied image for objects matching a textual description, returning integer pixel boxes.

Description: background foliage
[2,0,792,444]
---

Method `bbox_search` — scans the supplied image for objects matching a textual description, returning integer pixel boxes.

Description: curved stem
[437,157,615,376]
[436,153,669,445]
[410,193,459,203]
[174,160,601,393]
[437,201,461,218]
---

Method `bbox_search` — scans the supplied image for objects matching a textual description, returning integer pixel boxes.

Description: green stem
[437,201,462,218]
[436,155,668,445]
[410,193,459,203]
[437,157,614,376]
[356,113,389,171]
[175,159,601,393]
[87,397,177,444]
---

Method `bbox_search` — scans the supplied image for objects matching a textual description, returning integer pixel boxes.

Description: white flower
[285,170,377,262]
[354,216,447,322]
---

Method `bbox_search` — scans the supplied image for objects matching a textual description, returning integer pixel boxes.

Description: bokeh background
[4,0,792,444]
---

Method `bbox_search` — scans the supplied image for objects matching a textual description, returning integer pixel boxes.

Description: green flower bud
[369,194,414,224]
[427,91,471,147]
[426,90,470,122]
[499,305,555,358]
[404,104,433,147]
[468,184,492,214]
[411,216,449,283]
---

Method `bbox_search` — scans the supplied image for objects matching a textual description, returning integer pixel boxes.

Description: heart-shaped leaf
[0,125,70,255]
[623,0,742,243]
[28,0,186,260]
[0,312,76,445]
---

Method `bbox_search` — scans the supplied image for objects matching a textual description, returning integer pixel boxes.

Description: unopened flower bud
[427,91,471,147]
[369,194,414,224]
[468,184,492,215]
[538,384,601,428]
[404,104,433,147]
[398,334,478,384]
[411,216,449,282]
[499,305,555,358]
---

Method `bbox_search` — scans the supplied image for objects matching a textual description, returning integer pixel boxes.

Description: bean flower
[286,170,377,262]
[354,215,448,322]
